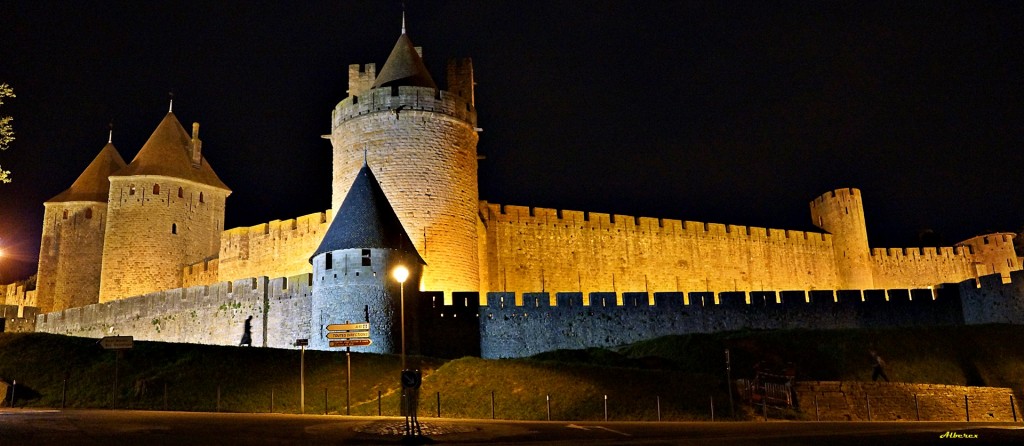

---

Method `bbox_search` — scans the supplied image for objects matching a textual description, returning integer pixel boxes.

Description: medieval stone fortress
[2,26,1023,358]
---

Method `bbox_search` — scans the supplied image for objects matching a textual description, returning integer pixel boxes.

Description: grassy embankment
[2,324,1023,421]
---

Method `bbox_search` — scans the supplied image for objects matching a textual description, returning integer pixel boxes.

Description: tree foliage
[1,83,15,183]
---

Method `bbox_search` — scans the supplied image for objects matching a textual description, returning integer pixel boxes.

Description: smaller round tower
[810,188,874,290]
[957,233,1020,282]
[309,163,424,353]
[36,133,127,312]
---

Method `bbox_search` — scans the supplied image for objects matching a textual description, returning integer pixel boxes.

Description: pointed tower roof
[113,112,230,191]
[311,163,424,263]
[47,142,127,203]
[371,33,437,90]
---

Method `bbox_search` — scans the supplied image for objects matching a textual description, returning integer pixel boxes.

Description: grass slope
[2,324,1023,420]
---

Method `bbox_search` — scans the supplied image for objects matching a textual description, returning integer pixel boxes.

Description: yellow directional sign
[329,339,372,348]
[326,331,370,339]
[327,323,370,331]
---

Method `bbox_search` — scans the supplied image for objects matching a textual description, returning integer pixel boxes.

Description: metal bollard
[965,395,969,422]
[814,394,819,421]
[325,388,329,415]
[915,394,920,421]
[164,382,168,411]
[217,386,221,412]
[436,392,441,418]
[604,394,608,421]
[657,396,661,422]
[378,390,381,416]
[546,394,551,421]
[710,396,714,422]
[62,379,67,409]
[271,388,275,413]
[491,391,495,420]
[866,395,871,421]
[1011,395,1017,423]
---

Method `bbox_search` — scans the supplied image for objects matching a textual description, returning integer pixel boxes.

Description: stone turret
[958,233,1019,282]
[330,27,480,298]
[810,188,873,289]
[309,163,424,352]
[99,111,231,302]
[36,137,127,312]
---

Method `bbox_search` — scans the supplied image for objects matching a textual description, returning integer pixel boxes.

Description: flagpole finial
[401,3,406,34]
[168,92,174,113]
[108,121,113,144]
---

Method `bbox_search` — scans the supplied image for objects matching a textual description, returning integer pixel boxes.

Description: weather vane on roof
[108,121,113,144]
[168,92,174,113]
[401,2,406,35]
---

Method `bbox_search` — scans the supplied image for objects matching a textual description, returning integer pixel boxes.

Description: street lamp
[392,265,409,370]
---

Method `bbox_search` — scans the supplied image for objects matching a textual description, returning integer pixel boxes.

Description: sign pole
[300,344,305,414]
[113,350,119,409]
[346,346,351,416]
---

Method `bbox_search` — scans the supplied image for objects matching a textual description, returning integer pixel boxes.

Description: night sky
[1,1,1022,281]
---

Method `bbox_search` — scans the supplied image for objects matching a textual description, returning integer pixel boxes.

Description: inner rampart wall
[870,246,976,289]
[480,203,841,300]
[186,210,331,286]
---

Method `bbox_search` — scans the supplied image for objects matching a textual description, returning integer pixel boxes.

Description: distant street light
[392,265,409,370]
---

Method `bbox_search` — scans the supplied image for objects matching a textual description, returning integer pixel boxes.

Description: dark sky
[1,1,1023,281]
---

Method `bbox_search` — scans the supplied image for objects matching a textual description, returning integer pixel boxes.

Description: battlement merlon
[332,85,478,129]
[871,246,973,259]
[348,63,377,97]
[480,202,832,244]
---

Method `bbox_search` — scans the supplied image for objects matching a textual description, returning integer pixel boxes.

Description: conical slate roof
[371,33,437,90]
[112,112,230,191]
[47,142,127,203]
[311,164,424,264]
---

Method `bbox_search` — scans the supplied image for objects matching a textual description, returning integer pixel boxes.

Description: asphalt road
[1,408,1022,445]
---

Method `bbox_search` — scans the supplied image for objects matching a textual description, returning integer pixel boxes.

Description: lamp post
[392,265,409,370]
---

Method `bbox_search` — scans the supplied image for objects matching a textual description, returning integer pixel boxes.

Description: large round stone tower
[810,188,874,289]
[310,163,424,352]
[36,133,127,312]
[329,27,479,298]
[98,111,230,302]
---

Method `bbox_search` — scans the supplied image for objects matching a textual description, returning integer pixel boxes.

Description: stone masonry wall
[481,203,840,300]
[478,288,963,358]
[212,210,331,285]
[1,305,39,332]
[870,246,976,289]
[795,381,1020,422]
[36,276,312,350]
[960,271,1024,325]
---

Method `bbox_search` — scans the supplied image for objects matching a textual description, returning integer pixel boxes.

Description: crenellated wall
[1,305,39,332]
[870,246,976,289]
[36,275,313,349]
[475,288,964,358]
[480,202,840,300]
[212,210,331,284]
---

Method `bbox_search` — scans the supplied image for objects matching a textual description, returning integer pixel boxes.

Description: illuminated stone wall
[795,381,1019,422]
[480,203,842,300]
[810,188,873,289]
[1,305,38,332]
[99,178,227,302]
[330,82,480,297]
[35,202,107,312]
[210,210,331,284]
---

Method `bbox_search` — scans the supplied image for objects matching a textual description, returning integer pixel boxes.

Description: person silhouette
[239,316,253,347]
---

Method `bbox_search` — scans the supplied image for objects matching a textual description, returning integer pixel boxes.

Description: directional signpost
[295,339,308,413]
[99,336,133,409]
[326,322,371,415]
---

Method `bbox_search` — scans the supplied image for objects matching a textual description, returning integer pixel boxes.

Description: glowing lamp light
[392,265,409,284]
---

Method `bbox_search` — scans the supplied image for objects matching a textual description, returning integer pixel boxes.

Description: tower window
[62,210,68,219]
[199,192,205,203]
[129,185,136,195]
[153,184,160,195]
[361,249,371,266]
[172,223,177,234]
[85,208,93,219]
[178,187,184,198]
[325,252,333,270]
